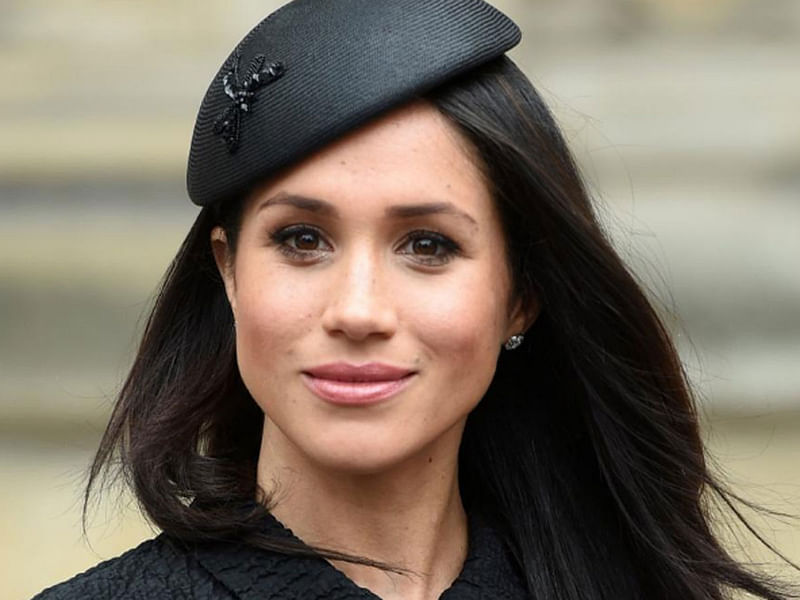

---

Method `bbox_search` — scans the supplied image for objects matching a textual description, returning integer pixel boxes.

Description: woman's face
[214,102,527,475]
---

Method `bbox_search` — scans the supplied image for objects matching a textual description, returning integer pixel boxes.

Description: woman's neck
[256,420,469,600]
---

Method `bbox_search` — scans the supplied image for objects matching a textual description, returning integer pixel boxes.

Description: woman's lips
[302,362,416,405]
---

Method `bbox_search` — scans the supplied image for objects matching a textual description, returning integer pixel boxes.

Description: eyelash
[397,230,461,266]
[269,225,462,266]
[270,224,330,260]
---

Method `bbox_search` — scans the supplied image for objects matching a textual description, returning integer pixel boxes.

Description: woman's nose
[321,250,398,342]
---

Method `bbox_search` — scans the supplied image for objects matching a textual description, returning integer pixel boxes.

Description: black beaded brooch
[213,53,285,153]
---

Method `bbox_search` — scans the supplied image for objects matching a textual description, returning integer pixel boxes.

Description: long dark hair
[86,57,797,598]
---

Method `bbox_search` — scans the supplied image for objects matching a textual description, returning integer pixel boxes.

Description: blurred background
[1,0,798,597]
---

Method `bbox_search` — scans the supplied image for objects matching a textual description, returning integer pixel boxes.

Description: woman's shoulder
[32,534,231,600]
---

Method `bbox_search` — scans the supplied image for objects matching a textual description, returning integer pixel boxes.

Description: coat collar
[190,512,529,599]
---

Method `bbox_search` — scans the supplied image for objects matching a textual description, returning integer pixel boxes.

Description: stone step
[1,5,799,184]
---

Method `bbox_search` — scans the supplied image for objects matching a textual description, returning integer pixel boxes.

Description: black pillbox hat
[187,0,521,207]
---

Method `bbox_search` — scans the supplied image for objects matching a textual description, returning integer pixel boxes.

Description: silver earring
[504,334,524,350]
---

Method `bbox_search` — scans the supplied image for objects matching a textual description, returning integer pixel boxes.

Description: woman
[35,0,796,599]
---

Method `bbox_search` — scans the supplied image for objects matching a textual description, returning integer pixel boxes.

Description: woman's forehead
[243,103,489,219]
[280,103,476,176]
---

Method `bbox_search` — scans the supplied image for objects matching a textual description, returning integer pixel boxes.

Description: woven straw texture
[187,0,520,206]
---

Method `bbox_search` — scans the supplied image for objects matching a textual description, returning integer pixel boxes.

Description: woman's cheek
[235,275,316,386]
[238,261,318,330]
[408,279,506,362]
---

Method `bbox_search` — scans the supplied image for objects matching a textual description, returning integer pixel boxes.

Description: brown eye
[398,230,461,266]
[295,231,321,250]
[412,238,438,256]
[271,224,331,260]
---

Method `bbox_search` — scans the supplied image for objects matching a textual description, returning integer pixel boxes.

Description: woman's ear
[507,295,540,341]
[210,226,237,317]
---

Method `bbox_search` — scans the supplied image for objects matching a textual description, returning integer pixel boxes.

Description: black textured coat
[33,513,529,599]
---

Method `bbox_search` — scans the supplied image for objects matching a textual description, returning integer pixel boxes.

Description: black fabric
[33,513,529,599]
[187,0,521,207]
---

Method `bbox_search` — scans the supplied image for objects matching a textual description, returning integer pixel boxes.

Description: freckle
[428,456,433,464]
[340,160,347,166]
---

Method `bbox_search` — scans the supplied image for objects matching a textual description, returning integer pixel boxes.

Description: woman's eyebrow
[385,202,478,226]
[256,193,339,216]
[257,194,477,227]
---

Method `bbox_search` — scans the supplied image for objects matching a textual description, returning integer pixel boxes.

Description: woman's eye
[411,238,438,256]
[271,225,331,259]
[398,231,461,265]
[294,231,321,250]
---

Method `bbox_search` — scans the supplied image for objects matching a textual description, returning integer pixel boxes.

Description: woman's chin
[260,410,466,479]
[305,438,423,476]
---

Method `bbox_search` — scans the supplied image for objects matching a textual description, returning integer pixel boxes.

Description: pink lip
[302,362,416,406]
